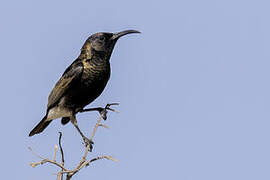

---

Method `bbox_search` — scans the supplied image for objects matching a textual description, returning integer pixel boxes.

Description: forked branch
[29,103,119,180]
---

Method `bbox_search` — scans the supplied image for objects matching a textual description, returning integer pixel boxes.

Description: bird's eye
[99,36,105,41]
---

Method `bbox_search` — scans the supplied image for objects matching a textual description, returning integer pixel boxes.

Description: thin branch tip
[53,144,58,161]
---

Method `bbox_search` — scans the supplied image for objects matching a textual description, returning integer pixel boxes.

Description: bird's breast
[81,59,110,85]
[62,59,111,109]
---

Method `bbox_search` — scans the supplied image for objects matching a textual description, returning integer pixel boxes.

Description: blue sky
[0,0,270,179]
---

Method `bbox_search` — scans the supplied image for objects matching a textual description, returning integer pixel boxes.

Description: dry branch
[29,103,119,180]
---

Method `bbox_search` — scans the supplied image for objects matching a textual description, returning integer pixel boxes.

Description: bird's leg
[70,115,94,151]
[79,103,119,120]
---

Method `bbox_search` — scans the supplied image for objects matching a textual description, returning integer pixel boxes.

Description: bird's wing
[47,60,83,109]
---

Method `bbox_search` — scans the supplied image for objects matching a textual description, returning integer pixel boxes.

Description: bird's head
[81,30,140,59]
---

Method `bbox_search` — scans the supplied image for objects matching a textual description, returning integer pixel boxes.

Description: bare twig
[58,132,65,165]
[69,115,103,179]
[86,155,119,166]
[58,132,65,180]
[99,123,110,129]
[29,103,119,180]
[53,144,58,161]
[29,147,68,171]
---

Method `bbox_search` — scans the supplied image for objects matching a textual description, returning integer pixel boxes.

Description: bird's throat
[79,42,92,59]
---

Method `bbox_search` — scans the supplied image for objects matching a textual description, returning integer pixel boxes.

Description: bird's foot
[79,103,119,120]
[82,136,94,152]
[99,103,119,120]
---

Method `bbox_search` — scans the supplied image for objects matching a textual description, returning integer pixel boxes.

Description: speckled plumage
[29,30,140,137]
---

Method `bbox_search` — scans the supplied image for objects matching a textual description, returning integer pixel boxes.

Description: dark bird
[29,30,140,148]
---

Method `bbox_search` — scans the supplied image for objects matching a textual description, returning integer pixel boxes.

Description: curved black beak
[111,29,141,41]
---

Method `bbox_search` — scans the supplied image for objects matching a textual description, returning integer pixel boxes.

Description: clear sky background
[0,0,270,179]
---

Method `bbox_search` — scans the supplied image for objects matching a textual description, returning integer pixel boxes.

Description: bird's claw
[99,103,119,120]
[79,103,119,120]
[83,136,94,152]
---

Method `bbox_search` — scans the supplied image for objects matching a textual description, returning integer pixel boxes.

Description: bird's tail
[29,116,52,137]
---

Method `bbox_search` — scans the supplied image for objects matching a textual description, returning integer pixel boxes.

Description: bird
[29,30,140,149]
